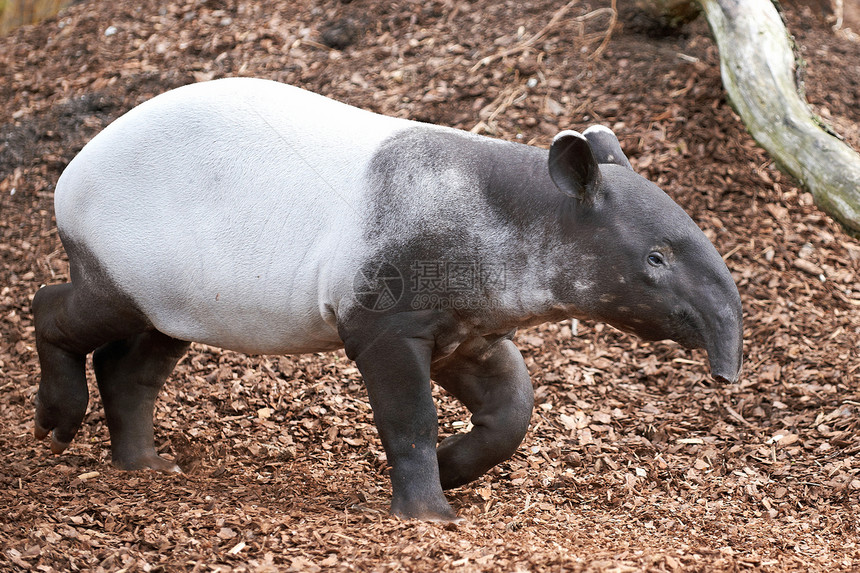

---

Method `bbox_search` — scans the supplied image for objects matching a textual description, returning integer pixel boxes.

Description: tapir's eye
[647,252,666,267]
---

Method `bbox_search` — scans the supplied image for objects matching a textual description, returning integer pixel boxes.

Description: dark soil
[1,1,859,571]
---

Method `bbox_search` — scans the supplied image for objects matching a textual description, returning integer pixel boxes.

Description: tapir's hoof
[113,453,182,474]
[423,513,464,525]
[393,510,464,524]
[34,396,85,452]
[390,498,462,523]
[34,423,73,455]
[50,436,72,455]
[33,422,49,441]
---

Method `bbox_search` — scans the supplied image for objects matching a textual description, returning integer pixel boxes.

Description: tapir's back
[55,78,409,353]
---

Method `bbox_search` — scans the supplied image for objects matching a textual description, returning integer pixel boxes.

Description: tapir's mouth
[605,305,742,384]
[668,308,706,350]
[670,306,743,384]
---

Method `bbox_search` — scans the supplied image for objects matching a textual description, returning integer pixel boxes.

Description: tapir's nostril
[706,334,743,385]
[708,345,742,384]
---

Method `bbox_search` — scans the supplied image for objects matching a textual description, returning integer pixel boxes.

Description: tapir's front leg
[339,311,456,521]
[431,334,534,489]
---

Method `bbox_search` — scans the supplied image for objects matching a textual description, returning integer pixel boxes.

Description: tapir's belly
[54,79,406,354]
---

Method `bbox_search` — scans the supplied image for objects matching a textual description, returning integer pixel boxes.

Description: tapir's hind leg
[32,284,91,452]
[93,331,189,472]
[431,336,534,490]
[33,282,147,452]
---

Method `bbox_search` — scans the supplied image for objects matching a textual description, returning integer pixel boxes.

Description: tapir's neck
[480,140,571,230]
[470,139,596,332]
[361,126,596,334]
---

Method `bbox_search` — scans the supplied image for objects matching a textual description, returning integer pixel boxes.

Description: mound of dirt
[0,0,858,571]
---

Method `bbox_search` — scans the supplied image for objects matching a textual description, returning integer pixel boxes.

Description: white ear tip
[583,125,615,136]
[552,130,586,144]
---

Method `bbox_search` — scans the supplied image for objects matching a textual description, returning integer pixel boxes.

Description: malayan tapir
[33,77,743,521]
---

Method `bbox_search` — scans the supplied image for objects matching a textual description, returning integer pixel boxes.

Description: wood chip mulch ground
[1,0,858,571]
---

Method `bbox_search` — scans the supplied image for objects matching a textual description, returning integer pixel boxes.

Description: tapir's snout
[702,295,744,384]
[666,250,744,385]
[709,350,742,384]
[708,338,743,383]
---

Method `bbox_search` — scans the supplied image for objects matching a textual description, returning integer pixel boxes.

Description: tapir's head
[548,126,743,383]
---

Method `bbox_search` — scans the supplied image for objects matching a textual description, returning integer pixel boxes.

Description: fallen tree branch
[696,0,860,235]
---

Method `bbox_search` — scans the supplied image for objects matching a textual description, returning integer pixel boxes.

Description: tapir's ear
[583,125,634,170]
[548,130,601,203]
